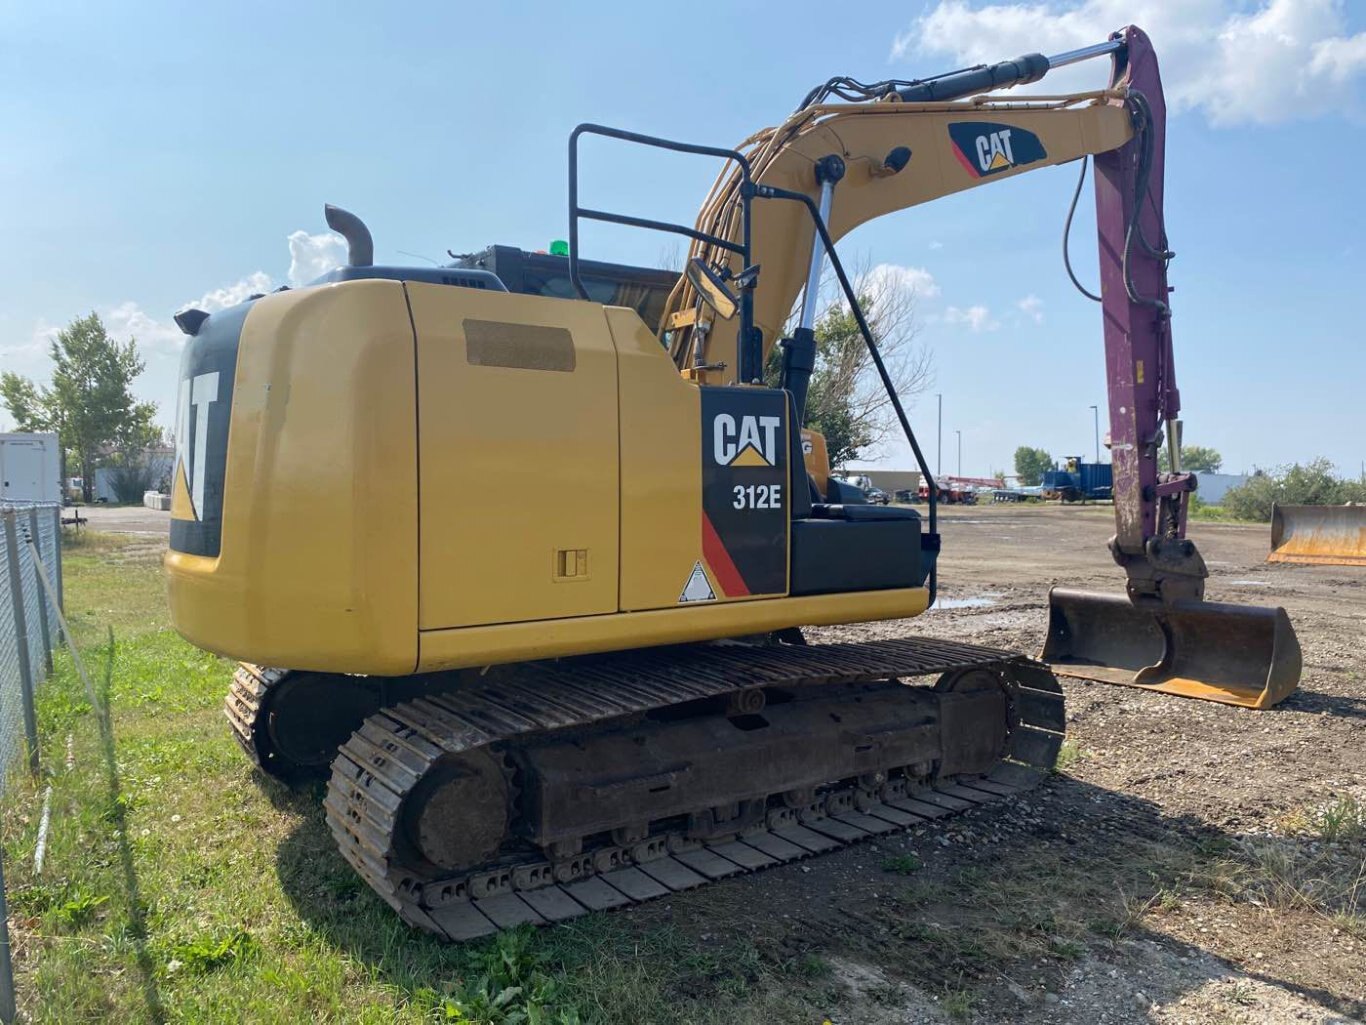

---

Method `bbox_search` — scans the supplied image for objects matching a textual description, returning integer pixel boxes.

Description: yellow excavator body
[165,279,931,676]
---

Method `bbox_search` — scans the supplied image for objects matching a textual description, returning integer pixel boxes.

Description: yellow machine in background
[1269,503,1366,566]
[165,26,1298,942]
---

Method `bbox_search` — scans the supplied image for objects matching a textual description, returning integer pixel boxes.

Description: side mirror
[685,258,738,321]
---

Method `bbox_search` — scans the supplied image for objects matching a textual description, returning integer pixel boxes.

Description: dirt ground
[626,505,1366,1024]
[71,503,171,535]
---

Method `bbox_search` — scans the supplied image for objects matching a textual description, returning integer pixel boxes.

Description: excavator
[165,26,1301,940]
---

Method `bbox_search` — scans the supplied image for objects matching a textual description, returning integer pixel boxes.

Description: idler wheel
[404,751,509,872]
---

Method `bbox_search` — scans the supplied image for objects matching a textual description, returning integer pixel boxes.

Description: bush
[108,462,157,504]
[1221,459,1366,522]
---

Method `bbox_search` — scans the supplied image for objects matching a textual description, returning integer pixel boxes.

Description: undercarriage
[228,635,1064,940]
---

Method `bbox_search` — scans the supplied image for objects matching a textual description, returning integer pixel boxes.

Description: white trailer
[0,432,62,504]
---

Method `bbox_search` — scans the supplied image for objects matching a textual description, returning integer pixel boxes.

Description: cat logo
[713,413,781,467]
[173,371,220,519]
[948,121,1047,179]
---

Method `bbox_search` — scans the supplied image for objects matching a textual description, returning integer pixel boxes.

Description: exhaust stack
[324,204,374,267]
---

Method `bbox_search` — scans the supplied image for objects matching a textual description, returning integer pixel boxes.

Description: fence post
[27,508,52,675]
[2,512,39,777]
[52,507,63,614]
[0,848,15,1024]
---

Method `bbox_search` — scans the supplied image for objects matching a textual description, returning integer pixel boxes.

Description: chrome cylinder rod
[1046,39,1125,70]
[798,178,836,331]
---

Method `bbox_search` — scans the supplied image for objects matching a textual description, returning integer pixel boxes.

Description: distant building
[92,445,174,503]
[1196,473,1251,504]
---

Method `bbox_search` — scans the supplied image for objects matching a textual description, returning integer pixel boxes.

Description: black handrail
[568,123,758,380]
[751,181,939,602]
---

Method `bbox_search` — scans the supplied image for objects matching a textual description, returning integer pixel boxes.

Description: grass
[0,532,843,1024]
[1183,797,1366,946]
[1304,796,1366,844]
[1186,498,1261,525]
[1053,739,1084,774]
[879,853,922,875]
[941,988,973,1021]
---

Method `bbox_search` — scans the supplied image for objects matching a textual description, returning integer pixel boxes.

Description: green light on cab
[549,239,569,257]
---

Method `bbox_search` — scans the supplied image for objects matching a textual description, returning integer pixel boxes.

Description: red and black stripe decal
[702,513,750,597]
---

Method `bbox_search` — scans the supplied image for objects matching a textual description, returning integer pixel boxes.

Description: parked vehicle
[1041,457,1113,503]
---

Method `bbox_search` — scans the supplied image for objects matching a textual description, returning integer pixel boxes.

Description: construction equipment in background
[919,476,1005,505]
[166,25,1300,941]
[1041,457,1113,503]
[1268,503,1366,566]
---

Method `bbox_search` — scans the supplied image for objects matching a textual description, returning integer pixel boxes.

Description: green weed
[168,929,258,975]
[1053,740,1083,774]
[880,853,922,875]
[941,988,974,1021]
[1307,796,1366,843]
[54,891,109,929]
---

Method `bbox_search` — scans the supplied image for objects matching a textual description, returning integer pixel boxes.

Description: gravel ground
[629,504,1366,1024]
[71,503,170,534]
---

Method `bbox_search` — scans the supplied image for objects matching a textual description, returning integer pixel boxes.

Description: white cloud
[861,262,942,299]
[928,240,944,250]
[288,230,347,286]
[193,271,275,313]
[1017,294,1045,323]
[98,226,342,357]
[110,272,277,355]
[944,304,1000,331]
[894,0,1366,125]
[0,319,59,359]
[104,300,185,353]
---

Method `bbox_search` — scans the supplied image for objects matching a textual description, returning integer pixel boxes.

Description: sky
[2,0,1363,479]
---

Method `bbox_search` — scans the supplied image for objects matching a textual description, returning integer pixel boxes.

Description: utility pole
[956,429,962,477]
[936,393,942,476]
[1089,404,1100,463]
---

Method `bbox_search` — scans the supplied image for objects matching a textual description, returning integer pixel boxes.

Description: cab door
[408,284,619,629]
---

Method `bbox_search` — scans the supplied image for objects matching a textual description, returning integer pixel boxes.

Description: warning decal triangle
[730,444,770,468]
[988,151,1011,170]
[678,561,717,603]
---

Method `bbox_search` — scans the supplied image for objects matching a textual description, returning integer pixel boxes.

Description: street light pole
[955,429,962,476]
[1089,404,1100,463]
[936,393,942,476]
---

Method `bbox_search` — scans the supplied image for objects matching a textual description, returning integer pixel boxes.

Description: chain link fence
[0,501,62,1021]
[0,503,62,792]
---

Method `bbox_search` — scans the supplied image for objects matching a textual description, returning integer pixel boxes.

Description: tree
[1222,459,1366,521]
[765,262,933,469]
[1158,443,1222,473]
[1014,446,1053,487]
[1,312,158,501]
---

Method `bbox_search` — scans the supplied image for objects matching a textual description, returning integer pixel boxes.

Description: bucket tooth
[1041,587,1301,709]
[1269,503,1366,566]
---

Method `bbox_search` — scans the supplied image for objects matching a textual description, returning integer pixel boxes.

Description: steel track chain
[306,636,1065,941]
[225,663,288,772]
